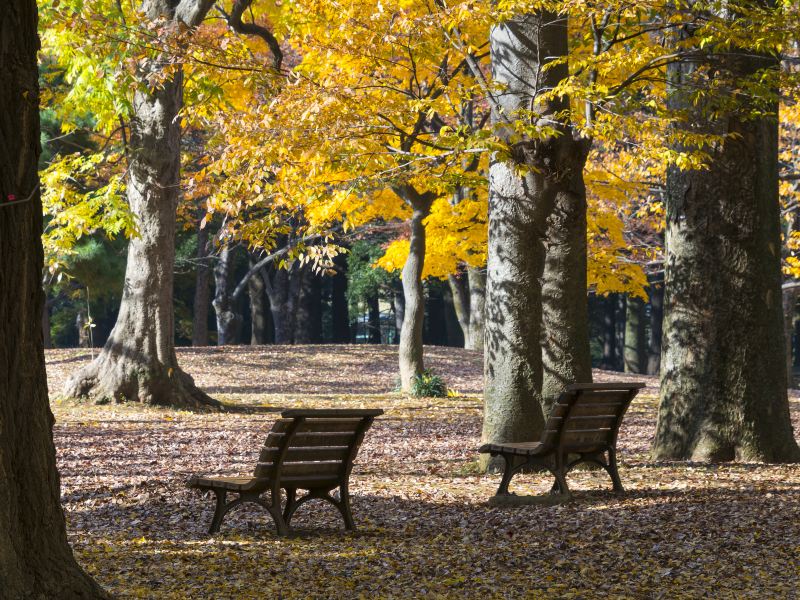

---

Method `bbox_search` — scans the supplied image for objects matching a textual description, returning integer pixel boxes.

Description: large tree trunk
[212,243,241,345]
[397,194,432,391]
[0,2,108,594]
[481,11,585,469]
[647,277,664,375]
[248,253,269,345]
[541,167,592,412]
[192,213,211,346]
[623,295,647,374]
[654,36,800,461]
[63,0,218,409]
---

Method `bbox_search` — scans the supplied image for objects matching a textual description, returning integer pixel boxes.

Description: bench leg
[552,452,570,497]
[266,489,289,536]
[209,489,227,534]
[496,454,517,496]
[336,484,355,530]
[607,447,624,493]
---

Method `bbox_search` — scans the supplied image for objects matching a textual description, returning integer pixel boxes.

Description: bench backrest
[253,409,383,485]
[541,383,645,452]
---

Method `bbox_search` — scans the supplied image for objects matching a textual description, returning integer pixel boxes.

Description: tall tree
[654,4,800,461]
[63,0,221,407]
[482,10,587,468]
[623,295,647,374]
[0,0,107,594]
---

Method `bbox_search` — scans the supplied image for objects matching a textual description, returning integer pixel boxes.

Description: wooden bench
[188,408,383,535]
[479,383,645,501]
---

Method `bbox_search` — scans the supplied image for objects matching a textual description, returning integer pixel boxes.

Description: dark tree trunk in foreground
[248,253,269,345]
[0,2,108,594]
[482,11,587,469]
[64,0,219,409]
[395,189,433,391]
[654,38,800,461]
[647,278,664,375]
[192,214,211,346]
[623,295,647,374]
[541,166,592,412]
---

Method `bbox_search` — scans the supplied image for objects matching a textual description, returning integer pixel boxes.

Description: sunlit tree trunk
[394,188,434,392]
[482,11,588,470]
[0,1,109,593]
[64,0,218,408]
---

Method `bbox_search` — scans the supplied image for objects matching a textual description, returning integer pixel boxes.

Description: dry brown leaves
[47,346,800,599]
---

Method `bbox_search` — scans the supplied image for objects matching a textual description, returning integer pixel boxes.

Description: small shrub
[411,369,447,398]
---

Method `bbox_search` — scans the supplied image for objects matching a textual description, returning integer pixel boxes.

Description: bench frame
[189,408,382,535]
[479,383,645,500]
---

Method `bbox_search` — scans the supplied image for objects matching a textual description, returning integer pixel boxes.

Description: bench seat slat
[265,432,357,448]
[259,445,350,463]
[271,418,365,434]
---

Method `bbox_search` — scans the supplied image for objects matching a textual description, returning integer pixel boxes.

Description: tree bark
[63,0,219,409]
[647,278,664,376]
[366,291,382,344]
[264,264,301,344]
[482,11,585,469]
[448,273,470,346]
[442,282,465,347]
[295,266,322,343]
[600,294,618,370]
[654,32,800,461]
[0,1,109,593]
[466,266,486,352]
[212,243,241,345]
[623,295,647,374]
[541,166,592,412]
[783,290,798,389]
[192,213,211,346]
[248,252,269,345]
[331,254,350,343]
[396,192,433,391]
[393,278,405,345]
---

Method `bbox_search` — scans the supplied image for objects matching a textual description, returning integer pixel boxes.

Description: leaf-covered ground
[47,346,800,599]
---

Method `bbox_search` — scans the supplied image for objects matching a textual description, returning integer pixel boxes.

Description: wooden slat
[266,431,357,448]
[566,382,645,392]
[279,461,343,479]
[282,409,383,418]
[575,391,631,405]
[258,445,349,463]
[564,415,617,430]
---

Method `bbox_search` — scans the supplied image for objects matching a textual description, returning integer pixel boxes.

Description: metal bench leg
[552,452,570,497]
[336,484,355,530]
[209,489,227,534]
[496,453,516,496]
[607,447,624,493]
[265,488,289,536]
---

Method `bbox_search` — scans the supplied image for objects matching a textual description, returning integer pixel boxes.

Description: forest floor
[47,345,800,599]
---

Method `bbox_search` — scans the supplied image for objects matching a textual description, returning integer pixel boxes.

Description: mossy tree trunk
[0,1,109,594]
[481,11,589,470]
[654,30,800,462]
[64,0,219,409]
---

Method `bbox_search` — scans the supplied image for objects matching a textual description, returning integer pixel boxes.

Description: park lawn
[47,346,800,599]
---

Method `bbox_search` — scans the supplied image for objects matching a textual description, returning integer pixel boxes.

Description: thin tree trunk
[0,1,109,592]
[393,278,405,345]
[654,27,800,461]
[295,266,322,343]
[366,292,381,344]
[63,0,218,409]
[212,243,240,345]
[396,192,432,391]
[647,277,664,375]
[448,272,471,346]
[467,266,486,353]
[623,295,647,374]
[541,166,592,412]
[192,214,211,346]
[482,11,585,470]
[248,253,268,345]
[331,254,350,343]
[442,283,464,347]
[600,294,618,370]
[265,264,300,344]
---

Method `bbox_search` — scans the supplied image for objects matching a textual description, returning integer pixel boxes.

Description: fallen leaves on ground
[48,345,800,599]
